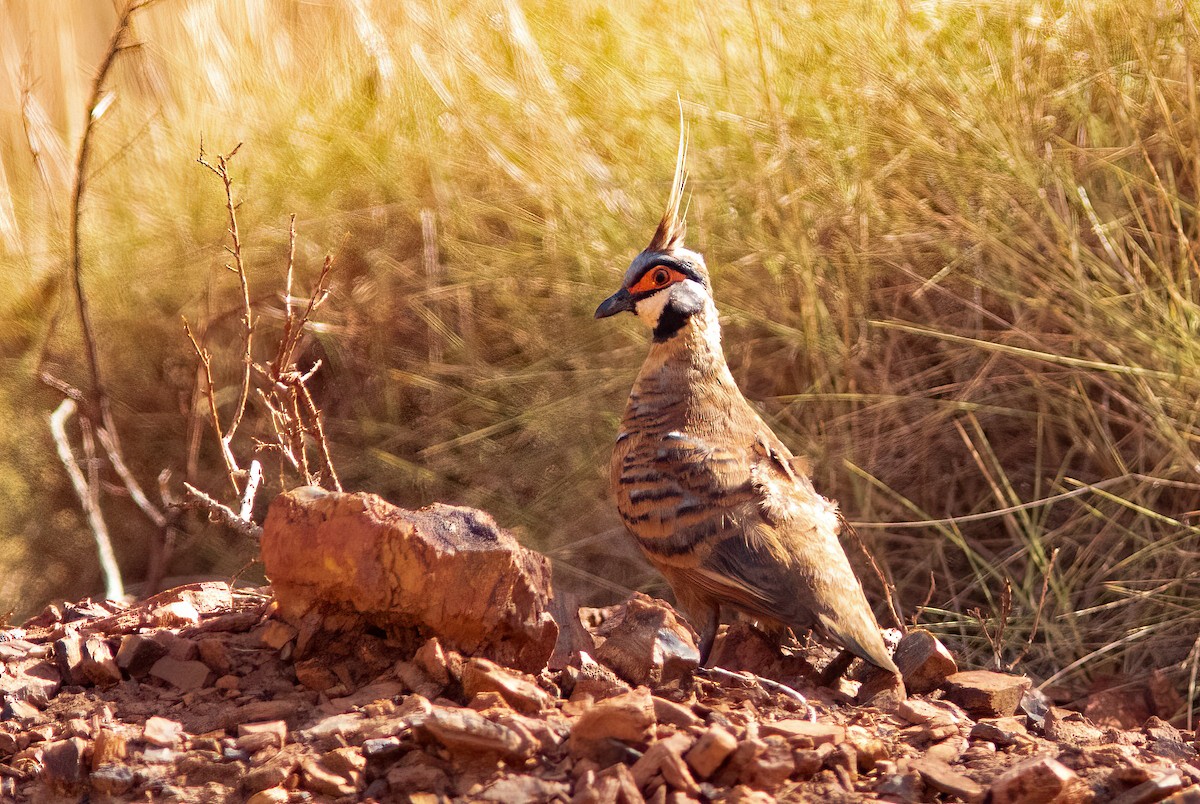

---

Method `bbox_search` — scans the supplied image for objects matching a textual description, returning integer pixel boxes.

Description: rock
[1165,786,1200,803]
[53,632,85,684]
[988,756,1078,804]
[246,788,290,804]
[151,600,202,628]
[593,594,699,686]
[653,696,700,729]
[238,720,288,748]
[1044,707,1104,745]
[911,757,983,800]
[414,637,454,686]
[75,635,122,686]
[0,660,60,707]
[893,629,957,695]
[569,687,656,758]
[143,715,185,747]
[971,717,1031,747]
[1111,773,1185,804]
[480,775,571,801]
[302,747,366,797]
[759,719,845,748]
[149,656,212,690]
[738,735,795,792]
[259,620,299,651]
[942,670,1032,718]
[2,698,40,723]
[686,726,738,779]
[421,705,536,760]
[362,736,404,763]
[386,752,451,796]
[261,487,558,673]
[90,764,135,795]
[632,733,700,795]
[461,657,553,714]
[574,763,645,804]
[196,638,234,675]
[92,728,127,769]
[41,737,86,790]
[116,634,169,677]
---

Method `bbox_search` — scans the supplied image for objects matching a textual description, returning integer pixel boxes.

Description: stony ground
[2,489,1199,803]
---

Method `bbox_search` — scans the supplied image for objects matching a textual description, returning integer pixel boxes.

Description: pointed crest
[647,109,688,252]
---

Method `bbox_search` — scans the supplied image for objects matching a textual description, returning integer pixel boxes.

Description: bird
[594,132,899,680]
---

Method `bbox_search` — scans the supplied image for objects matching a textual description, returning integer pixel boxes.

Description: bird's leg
[817,648,856,688]
[696,605,720,667]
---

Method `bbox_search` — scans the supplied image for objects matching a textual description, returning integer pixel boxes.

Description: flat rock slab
[942,670,1032,718]
[261,487,558,673]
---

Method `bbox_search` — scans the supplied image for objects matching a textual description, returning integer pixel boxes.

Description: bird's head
[594,129,714,342]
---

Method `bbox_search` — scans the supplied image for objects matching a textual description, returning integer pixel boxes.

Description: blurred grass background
[3,0,1200,706]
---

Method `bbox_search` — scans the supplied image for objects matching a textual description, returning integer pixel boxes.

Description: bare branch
[181,483,262,541]
[183,317,240,492]
[95,424,166,527]
[50,400,124,600]
[239,459,263,522]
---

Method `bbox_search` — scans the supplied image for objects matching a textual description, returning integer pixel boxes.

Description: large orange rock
[261,487,558,673]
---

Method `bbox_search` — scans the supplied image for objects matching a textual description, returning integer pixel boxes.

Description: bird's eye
[652,268,671,286]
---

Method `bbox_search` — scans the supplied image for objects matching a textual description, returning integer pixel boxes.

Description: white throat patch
[634,287,672,328]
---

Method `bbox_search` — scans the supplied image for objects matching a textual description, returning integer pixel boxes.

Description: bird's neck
[634,302,733,395]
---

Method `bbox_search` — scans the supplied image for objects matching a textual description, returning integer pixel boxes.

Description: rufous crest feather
[647,111,688,252]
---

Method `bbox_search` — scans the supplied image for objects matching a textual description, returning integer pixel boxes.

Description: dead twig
[1008,548,1059,670]
[839,513,904,632]
[695,666,813,717]
[196,141,253,491]
[183,317,240,491]
[181,483,263,541]
[50,400,124,600]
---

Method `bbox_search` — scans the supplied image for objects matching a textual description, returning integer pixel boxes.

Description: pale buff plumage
[595,136,897,675]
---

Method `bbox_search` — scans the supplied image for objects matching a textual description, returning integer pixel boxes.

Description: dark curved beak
[595,288,634,319]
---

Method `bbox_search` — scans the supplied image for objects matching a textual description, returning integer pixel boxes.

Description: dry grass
[2,0,1200,711]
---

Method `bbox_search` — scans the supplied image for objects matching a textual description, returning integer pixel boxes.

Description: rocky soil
[1,487,1198,803]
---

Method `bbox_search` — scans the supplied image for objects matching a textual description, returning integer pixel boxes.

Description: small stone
[238,720,288,747]
[301,746,367,796]
[151,599,201,627]
[970,717,1030,747]
[653,696,700,729]
[1111,773,1185,804]
[422,705,536,760]
[461,657,553,714]
[116,634,168,677]
[943,670,1032,718]
[53,632,85,685]
[294,659,339,692]
[0,659,61,707]
[593,593,699,686]
[759,719,845,748]
[362,736,404,763]
[911,757,983,800]
[197,638,234,675]
[41,737,86,790]
[632,734,700,795]
[1044,707,1104,745]
[893,629,958,695]
[149,656,212,690]
[259,620,299,651]
[90,764,135,795]
[246,788,290,804]
[1165,786,1200,804]
[479,775,571,801]
[154,631,199,661]
[988,756,1077,804]
[0,640,32,662]
[143,715,185,747]
[242,765,290,794]
[78,635,121,686]
[739,735,795,792]
[2,698,40,723]
[92,728,127,769]
[414,637,452,686]
[215,674,240,691]
[237,731,281,753]
[569,687,655,758]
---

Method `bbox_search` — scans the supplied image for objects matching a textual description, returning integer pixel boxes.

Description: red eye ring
[652,268,671,286]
